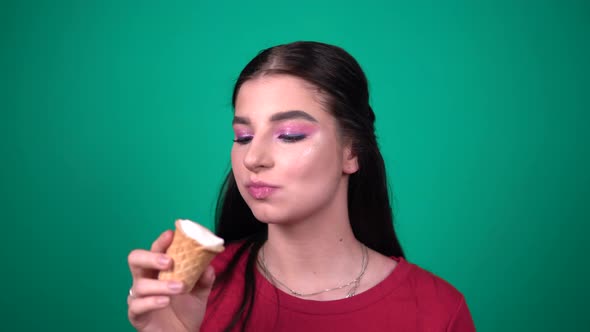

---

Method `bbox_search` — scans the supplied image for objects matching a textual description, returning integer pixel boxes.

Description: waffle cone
[158,220,224,292]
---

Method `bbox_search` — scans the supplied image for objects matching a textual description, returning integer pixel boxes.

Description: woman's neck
[260,214,366,299]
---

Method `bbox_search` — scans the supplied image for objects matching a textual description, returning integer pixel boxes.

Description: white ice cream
[178,219,224,247]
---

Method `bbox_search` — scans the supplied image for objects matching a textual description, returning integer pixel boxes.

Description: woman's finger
[128,249,172,279]
[127,230,174,279]
[132,278,185,297]
[128,295,170,319]
[190,266,216,299]
[150,230,174,253]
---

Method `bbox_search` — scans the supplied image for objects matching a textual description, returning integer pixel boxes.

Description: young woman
[127,41,475,332]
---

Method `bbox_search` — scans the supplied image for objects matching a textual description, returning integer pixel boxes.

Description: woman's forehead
[234,75,330,121]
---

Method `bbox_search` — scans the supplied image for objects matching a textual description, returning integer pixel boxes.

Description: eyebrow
[232,110,318,125]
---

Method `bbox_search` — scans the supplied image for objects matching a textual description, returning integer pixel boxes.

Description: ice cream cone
[158,219,225,292]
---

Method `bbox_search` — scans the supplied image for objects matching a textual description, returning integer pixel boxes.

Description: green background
[2,0,588,331]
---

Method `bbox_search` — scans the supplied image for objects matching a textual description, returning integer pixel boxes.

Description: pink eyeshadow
[233,128,252,137]
[274,124,318,136]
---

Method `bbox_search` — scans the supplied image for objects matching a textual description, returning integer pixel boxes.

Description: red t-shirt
[201,243,475,332]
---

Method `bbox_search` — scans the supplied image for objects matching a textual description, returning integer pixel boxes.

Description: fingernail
[168,281,183,291]
[156,296,169,305]
[158,256,170,266]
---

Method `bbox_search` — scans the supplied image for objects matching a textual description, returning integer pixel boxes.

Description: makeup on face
[233,128,253,144]
[246,184,277,200]
[232,118,319,145]
[230,75,355,225]
[274,123,318,142]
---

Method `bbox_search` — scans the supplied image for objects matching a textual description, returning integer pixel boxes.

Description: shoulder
[398,258,475,330]
[207,241,251,305]
[203,241,252,331]
[210,240,250,275]
[403,258,464,304]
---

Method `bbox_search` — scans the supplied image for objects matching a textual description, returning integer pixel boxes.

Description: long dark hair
[211,41,404,332]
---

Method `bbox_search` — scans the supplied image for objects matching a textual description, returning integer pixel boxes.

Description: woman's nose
[243,137,274,172]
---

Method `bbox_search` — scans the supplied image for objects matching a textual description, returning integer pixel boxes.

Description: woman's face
[231,75,358,224]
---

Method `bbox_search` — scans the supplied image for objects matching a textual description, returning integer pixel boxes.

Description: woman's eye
[233,136,253,144]
[278,134,306,143]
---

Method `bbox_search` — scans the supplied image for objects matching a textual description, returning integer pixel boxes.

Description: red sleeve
[446,297,476,332]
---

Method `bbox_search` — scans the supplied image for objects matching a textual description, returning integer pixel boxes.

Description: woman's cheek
[300,146,316,158]
[282,145,320,175]
[230,148,244,169]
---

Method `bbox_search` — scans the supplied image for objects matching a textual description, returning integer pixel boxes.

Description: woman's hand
[127,230,216,332]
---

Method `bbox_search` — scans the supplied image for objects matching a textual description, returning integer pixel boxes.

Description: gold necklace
[257,243,368,298]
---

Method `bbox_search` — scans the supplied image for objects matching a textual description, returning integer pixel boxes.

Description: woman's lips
[246,183,278,199]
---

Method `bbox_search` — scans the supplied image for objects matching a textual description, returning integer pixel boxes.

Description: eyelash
[233,136,253,145]
[232,134,307,145]
[278,134,306,143]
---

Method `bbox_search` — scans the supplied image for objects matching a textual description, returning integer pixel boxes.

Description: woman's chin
[251,210,291,225]
[252,213,281,224]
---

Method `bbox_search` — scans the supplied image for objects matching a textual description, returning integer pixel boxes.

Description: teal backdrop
[2,0,589,331]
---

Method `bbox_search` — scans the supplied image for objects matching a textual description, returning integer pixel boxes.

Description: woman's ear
[343,144,359,174]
